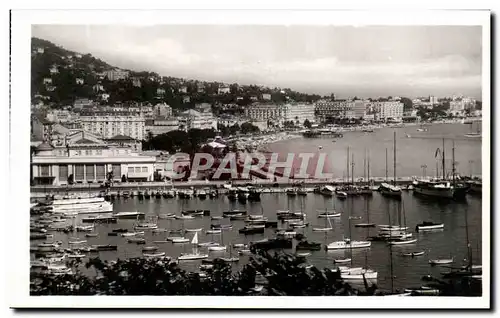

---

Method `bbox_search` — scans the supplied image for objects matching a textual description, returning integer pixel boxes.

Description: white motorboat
[66,253,85,259]
[388,238,417,246]
[312,227,332,232]
[171,237,190,243]
[380,226,408,232]
[200,264,214,270]
[121,231,144,237]
[333,258,352,264]
[416,222,444,232]
[184,228,203,233]
[318,212,341,218]
[206,229,222,234]
[142,246,158,252]
[429,258,454,265]
[177,232,209,261]
[326,238,371,250]
[143,252,166,258]
[320,185,335,196]
[233,243,246,248]
[211,216,224,220]
[338,267,378,281]
[208,245,227,252]
[176,215,195,220]
[221,257,240,263]
[68,239,87,245]
[134,224,158,231]
[85,233,99,237]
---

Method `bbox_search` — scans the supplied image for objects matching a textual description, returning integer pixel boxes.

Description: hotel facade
[79,111,146,141]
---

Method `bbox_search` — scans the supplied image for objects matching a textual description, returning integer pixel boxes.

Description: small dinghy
[221,257,240,263]
[336,192,348,199]
[143,252,166,258]
[416,221,444,232]
[206,229,222,234]
[296,252,311,258]
[429,258,454,266]
[233,243,246,248]
[333,258,352,264]
[388,238,417,246]
[198,242,219,247]
[354,223,376,228]
[211,216,224,220]
[85,233,99,237]
[318,212,341,218]
[185,228,203,233]
[402,251,425,257]
[142,246,158,252]
[171,237,190,243]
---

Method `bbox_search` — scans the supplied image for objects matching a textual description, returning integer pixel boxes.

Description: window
[85,150,92,156]
[128,167,134,173]
[40,165,50,177]
[135,167,141,173]
[76,150,82,156]
[141,167,148,173]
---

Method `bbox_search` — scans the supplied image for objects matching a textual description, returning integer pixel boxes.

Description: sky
[32,25,483,99]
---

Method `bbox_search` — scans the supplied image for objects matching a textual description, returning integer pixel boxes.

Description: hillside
[31,37,323,109]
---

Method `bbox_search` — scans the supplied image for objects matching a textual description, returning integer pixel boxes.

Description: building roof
[74,138,98,144]
[108,134,136,141]
[36,142,54,151]
[181,109,202,117]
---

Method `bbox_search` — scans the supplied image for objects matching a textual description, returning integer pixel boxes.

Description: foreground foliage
[30,251,481,296]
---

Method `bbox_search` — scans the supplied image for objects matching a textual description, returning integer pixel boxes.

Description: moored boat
[416,221,444,232]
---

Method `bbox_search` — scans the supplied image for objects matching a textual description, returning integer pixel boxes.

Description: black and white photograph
[7,8,490,309]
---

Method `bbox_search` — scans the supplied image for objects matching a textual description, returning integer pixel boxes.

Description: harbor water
[32,191,482,293]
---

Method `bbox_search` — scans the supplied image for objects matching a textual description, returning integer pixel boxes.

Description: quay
[29,175,480,199]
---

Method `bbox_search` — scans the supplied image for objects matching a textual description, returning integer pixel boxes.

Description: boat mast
[347,147,350,185]
[442,138,446,180]
[385,148,388,182]
[452,140,456,187]
[367,149,370,185]
[465,193,472,272]
[351,153,355,186]
[387,202,394,294]
[364,149,367,183]
[393,131,396,186]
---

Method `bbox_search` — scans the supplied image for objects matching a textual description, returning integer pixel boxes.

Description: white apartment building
[104,69,130,81]
[375,101,404,121]
[80,112,146,140]
[179,109,217,130]
[218,86,230,94]
[314,100,354,119]
[244,103,288,122]
[285,103,315,124]
[145,117,180,136]
[31,132,156,185]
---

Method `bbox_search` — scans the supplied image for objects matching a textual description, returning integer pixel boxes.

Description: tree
[240,122,260,135]
[303,119,312,129]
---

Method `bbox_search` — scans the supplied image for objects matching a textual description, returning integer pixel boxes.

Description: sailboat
[312,213,333,232]
[379,132,402,199]
[413,139,468,199]
[327,215,371,250]
[177,232,209,261]
[208,231,227,252]
[387,200,417,245]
